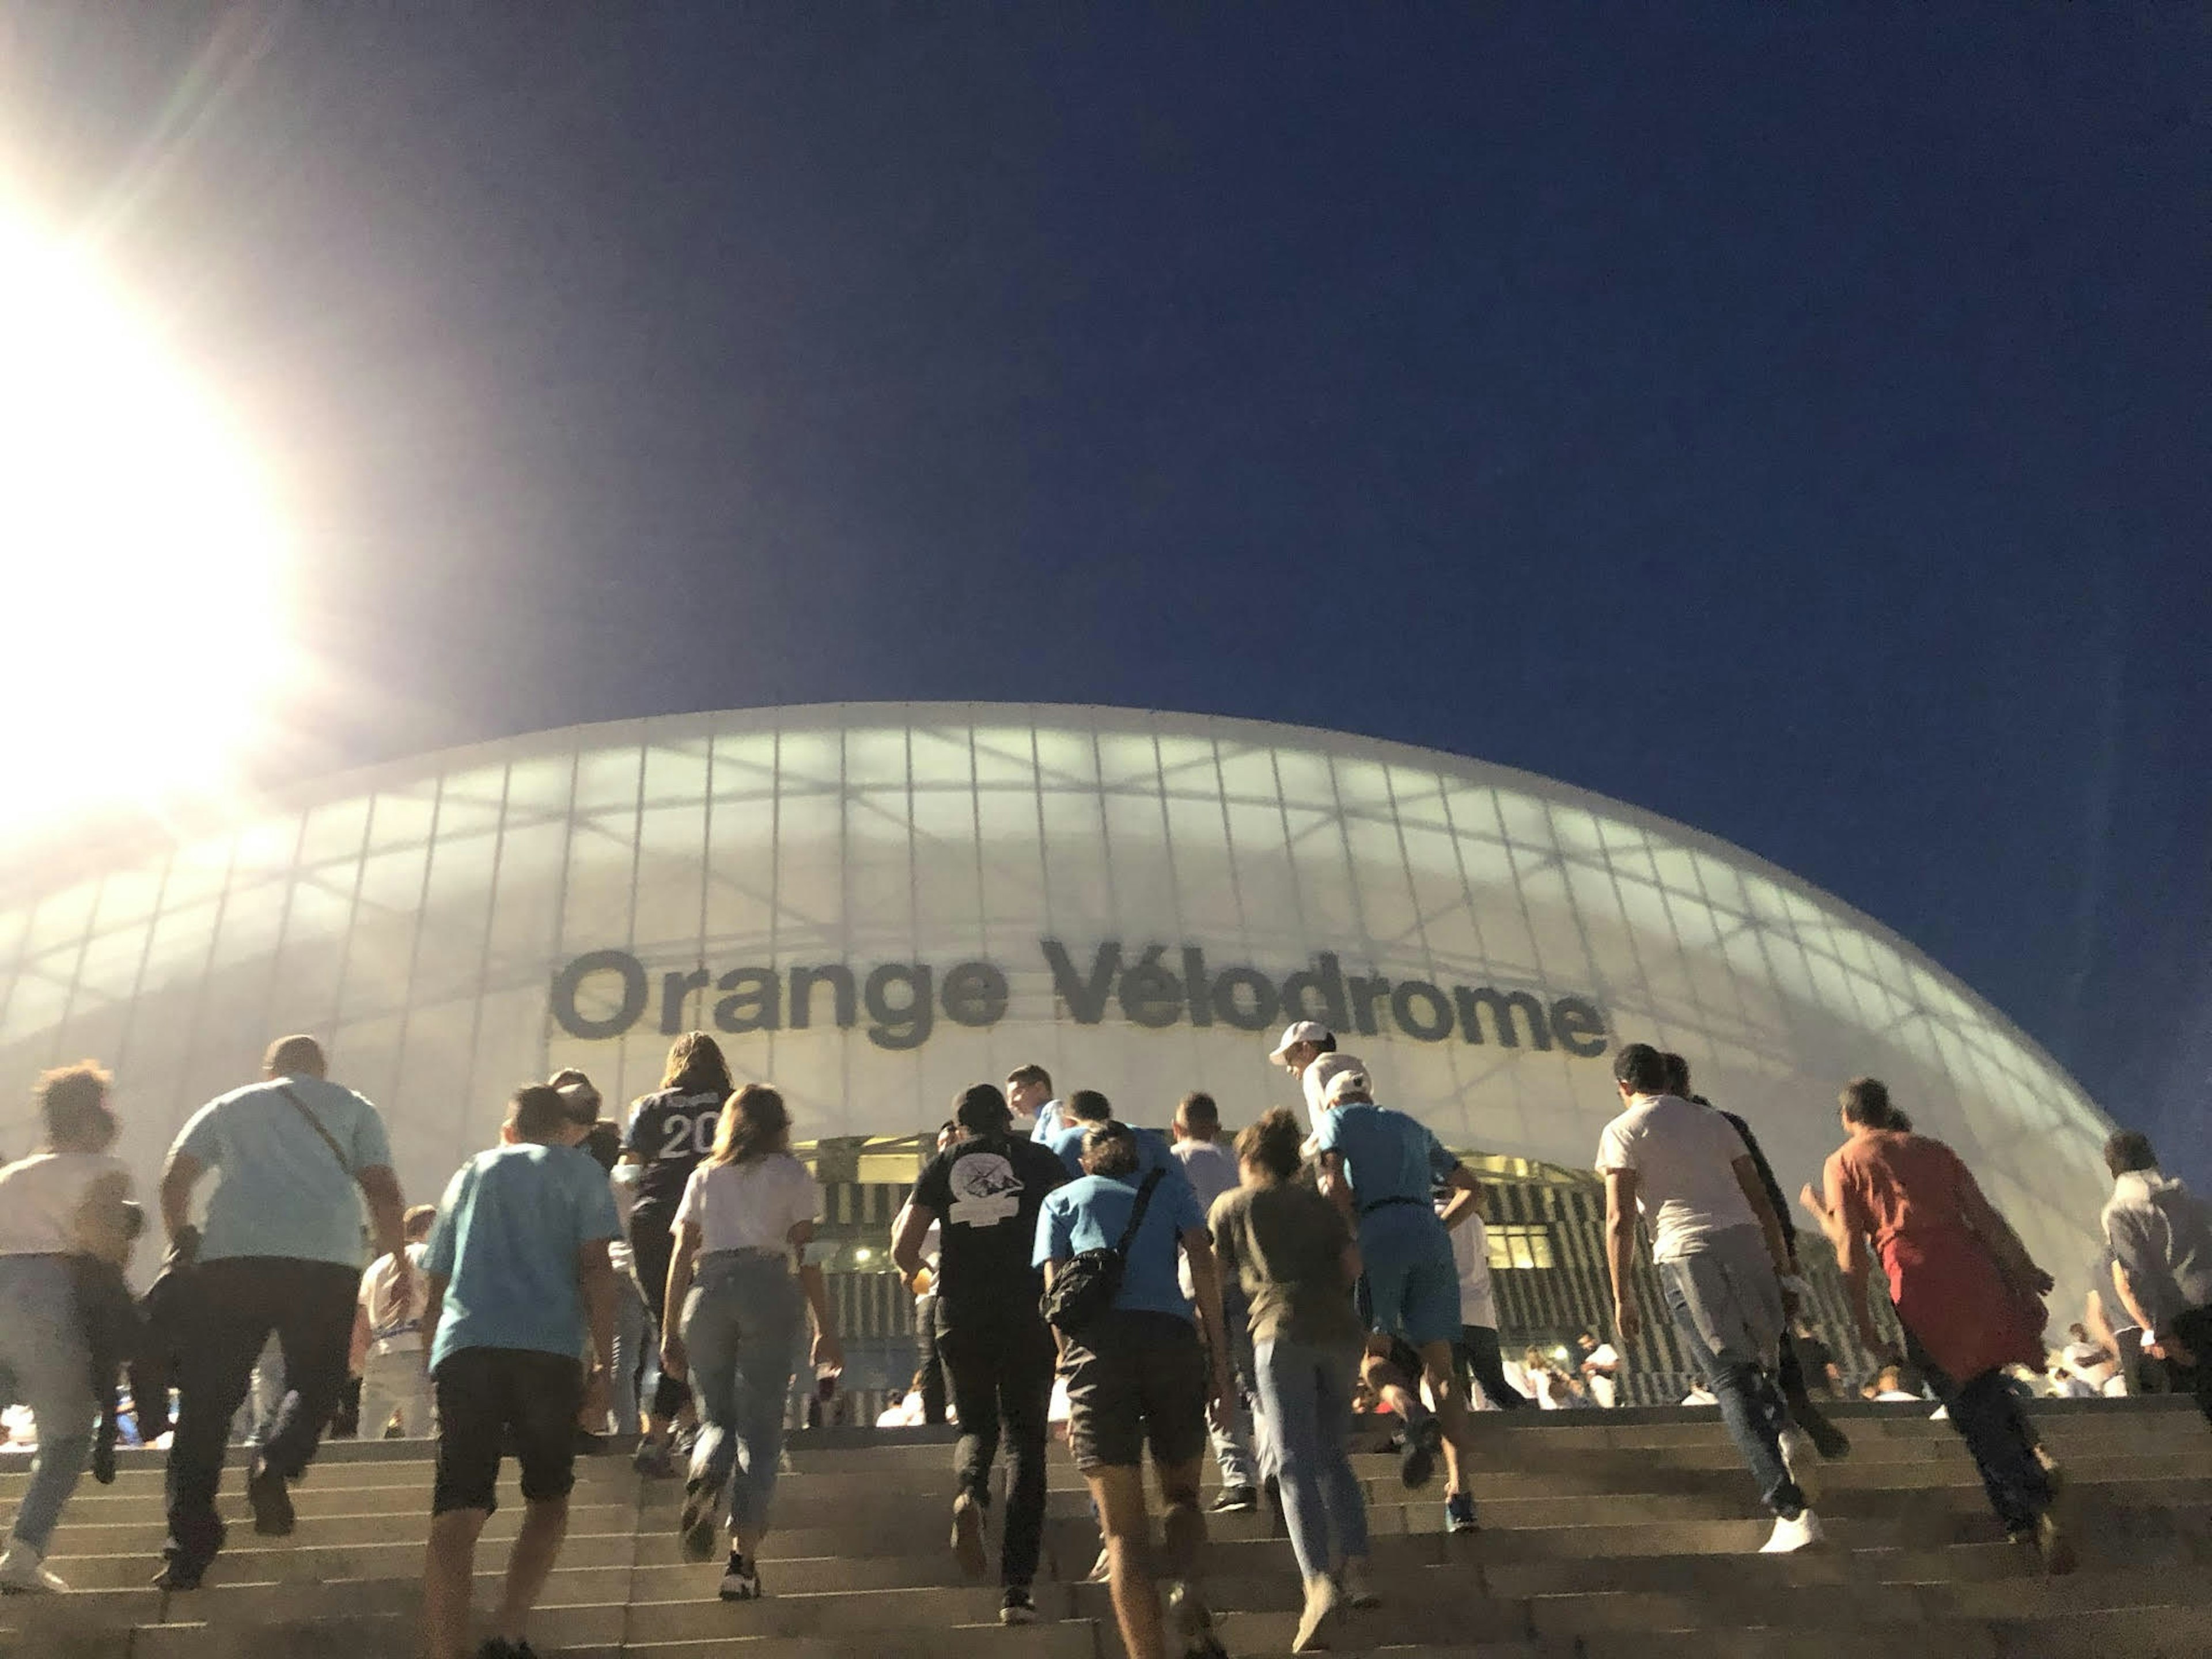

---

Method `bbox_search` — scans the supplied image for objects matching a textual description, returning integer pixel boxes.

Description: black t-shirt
[623,1087,725,1212]
[910,1134,1069,1321]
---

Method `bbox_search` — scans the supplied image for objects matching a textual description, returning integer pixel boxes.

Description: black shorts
[431,1347,585,1517]
[1061,1310,1207,1474]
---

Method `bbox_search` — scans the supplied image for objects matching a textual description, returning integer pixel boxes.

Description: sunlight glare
[0,219,292,832]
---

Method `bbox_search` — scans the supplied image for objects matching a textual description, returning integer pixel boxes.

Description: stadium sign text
[551,941,1609,1060]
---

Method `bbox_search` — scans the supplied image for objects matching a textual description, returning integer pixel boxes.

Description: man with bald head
[156,1035,410,1589]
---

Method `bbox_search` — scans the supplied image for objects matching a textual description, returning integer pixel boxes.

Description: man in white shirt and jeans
[353,1205,438,1438]
[1597,1043,1821,1552]
[1171,1092,1262,1512]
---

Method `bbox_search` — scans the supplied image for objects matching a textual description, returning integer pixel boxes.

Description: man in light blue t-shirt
[421,1084,619,1659]
[1033,1120,1233,1659]
[1045,1090,1184,1187]
[1309,1055,1488,1536]
[157,1034,411,1589]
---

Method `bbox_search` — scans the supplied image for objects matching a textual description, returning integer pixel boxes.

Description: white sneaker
[1777,1425,1821,1506]
[0,1541,67,1594]
[1759,1509,1824,1554]
[1085,1544,1112,1583]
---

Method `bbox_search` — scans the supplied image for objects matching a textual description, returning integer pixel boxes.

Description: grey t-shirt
[1208,1182,1361,1348]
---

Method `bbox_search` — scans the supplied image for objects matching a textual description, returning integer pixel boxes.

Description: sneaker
[1444,1491,1480,1535]
[679,1479,720,1563]
[632,1439,679,1480]
[1166,1581,1229,1659]
[2032,1511,2077,1577]
[1399,1416,1443,1490]
[1292,1573,1339,1653]
[1209,1484,1259,1514]
[1085,1544,1112,1583]
[1805,1418,1852,1461]
[718,1550,761,1601]
[245,1455,296,1537]
[1777,1425,1822,1508]
[0,1541,68,1594]
[1758,1509,1825,1554]
[1336,1557,1380,1609]
[950,1491,987,1580]
[999,1586,1038,1626]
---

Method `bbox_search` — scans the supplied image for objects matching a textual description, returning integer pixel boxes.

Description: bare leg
[1086,1465,1163,1659]
[422,1508,488,1659]
[494,1495,569,1645]
[1156,1455,1208,1580]
[1417,1340,1476,1497]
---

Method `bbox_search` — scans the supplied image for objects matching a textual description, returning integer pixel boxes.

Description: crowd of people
[0,1020,2208,1659]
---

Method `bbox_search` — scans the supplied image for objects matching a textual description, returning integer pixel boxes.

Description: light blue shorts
[1358,1206,1461,1350]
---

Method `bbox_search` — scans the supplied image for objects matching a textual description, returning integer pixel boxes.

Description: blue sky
[12,5,2206,1180]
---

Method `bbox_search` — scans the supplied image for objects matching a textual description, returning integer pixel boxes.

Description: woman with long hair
[660,1084,840,1602]
[1809,1077,2073,1572]
[621,1032,736,1475]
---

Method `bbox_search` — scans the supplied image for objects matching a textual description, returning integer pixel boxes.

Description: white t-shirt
[1594,1093,1758,1262]
[1172,1139,1239,1211]
[0,1152,131,1256]
[1173,1139,1240,1303]
[674,1154,820,1256]
[608,1162,641,1276]
[358,1241,430,1355]
[1443,1206,1498,1331]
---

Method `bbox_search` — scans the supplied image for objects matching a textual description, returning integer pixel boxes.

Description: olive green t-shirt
[1208,1181,1362,1347]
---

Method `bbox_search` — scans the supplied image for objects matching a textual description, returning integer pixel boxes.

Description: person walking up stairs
[418,1083,620,1659]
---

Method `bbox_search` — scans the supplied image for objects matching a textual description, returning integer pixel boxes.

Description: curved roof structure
[0,703,2113,1305]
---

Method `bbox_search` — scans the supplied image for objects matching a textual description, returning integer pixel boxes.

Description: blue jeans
[0,1255,94,1553]
[1657,1243,1804,1520]
[1210,1285,1262,1488]
[681,1251,804,1537]
[609,1272,657,1438]
[1253,1335,1369,1582]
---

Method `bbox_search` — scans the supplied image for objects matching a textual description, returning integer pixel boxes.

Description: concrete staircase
[5,1396,2210,1657]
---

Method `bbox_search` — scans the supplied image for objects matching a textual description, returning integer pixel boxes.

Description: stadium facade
[0,703,2115,1347]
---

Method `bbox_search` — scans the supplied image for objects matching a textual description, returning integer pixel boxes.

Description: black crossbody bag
[1040,1167,1165,1338]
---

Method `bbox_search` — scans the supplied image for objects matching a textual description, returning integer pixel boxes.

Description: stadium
[0,703,2117,1396]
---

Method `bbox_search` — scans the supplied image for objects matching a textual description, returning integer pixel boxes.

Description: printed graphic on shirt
[948,1152,1025,1227]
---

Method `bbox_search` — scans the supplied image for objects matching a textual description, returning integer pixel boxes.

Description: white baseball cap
[1302,1053,1370,1116]
[1268,1019,1335,1067]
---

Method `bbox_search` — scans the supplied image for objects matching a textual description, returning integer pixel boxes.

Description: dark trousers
[915,1294,948,1425]
[1898,1325,2051,1534]
[2166,1305,2212,1427]
[628,1213,692,1422]
[940,1308,1056,1590]
[164,1257,358,1562]
[1454,1325,1528,1410]
[1777,1330,1849,1456]
[1944,1368,2053,1534]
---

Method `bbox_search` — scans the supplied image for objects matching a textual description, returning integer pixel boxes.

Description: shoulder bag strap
[1112,1167,1166,1262]
[276,1082,354,1179]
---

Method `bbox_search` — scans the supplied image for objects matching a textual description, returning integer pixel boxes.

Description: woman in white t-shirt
[0,1062,135,1592]
[660,1084,840,1604]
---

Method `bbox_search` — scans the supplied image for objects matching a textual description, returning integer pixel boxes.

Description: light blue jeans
[1253,1335,1369,1582]
[609,1273,657,1438]
[0,1256,95,1553]
[681,1250,804,1537]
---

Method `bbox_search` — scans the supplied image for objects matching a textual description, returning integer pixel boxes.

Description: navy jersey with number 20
[622,1087,725,1211]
